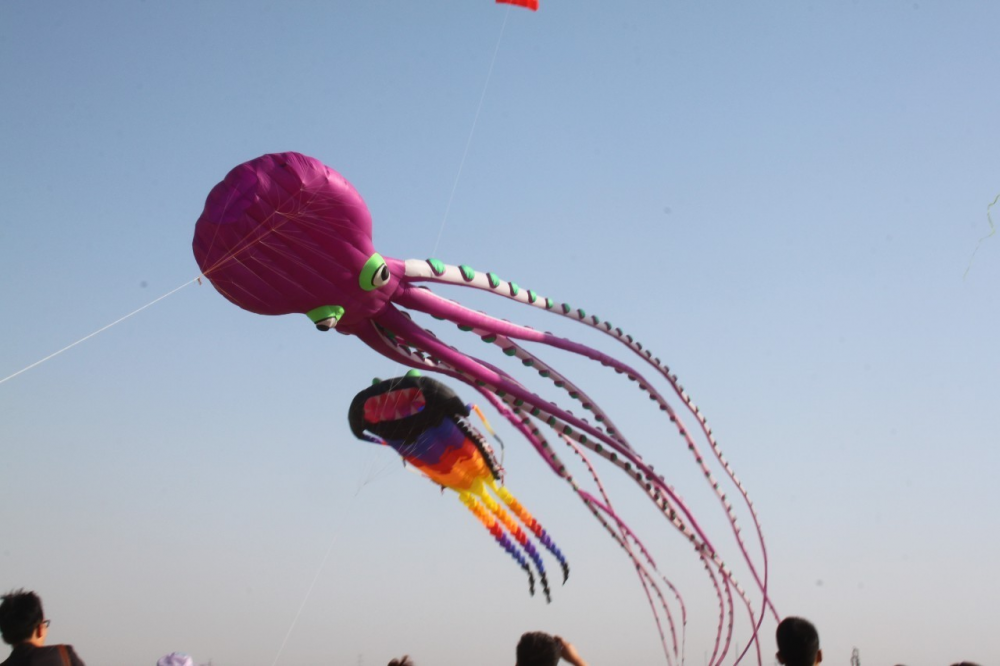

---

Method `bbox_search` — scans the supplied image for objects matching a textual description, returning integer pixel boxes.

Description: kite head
[347,373,470,444]
[193,152,400,331]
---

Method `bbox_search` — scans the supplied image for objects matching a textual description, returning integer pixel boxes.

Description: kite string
[0,276,201,386]
[270,472,370,666]
[268,524,344,666]
[430,6,511,257]
[275,13,513,658]
[963,192,1000,278]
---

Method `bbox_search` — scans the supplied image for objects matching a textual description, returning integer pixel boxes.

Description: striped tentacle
[458,490,536,597]
[487,395,685,666]
[476,351,758,666]
[373,310,748,662]
[492,482,570,584]
[559,432,687,666]
[476,482,553,602]
[368,310,762,664]
[457,328,697,533]
[364,317,692,661]
[470,329,701,588]
[470,331,633,450]
[394,288,725,547]
[376,307,739,583]
[512,399,752,666]
[397,271,775,621]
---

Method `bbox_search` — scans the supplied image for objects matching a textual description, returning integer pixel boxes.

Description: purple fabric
[382,418,465,465]
[193,152,398,330]
[157,654,194,666]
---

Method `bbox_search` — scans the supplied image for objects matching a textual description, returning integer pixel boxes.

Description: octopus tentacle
[497,397,689,666]
[396,276,775,624]
[374,307,757,665]
[398,286,755,547]
[405,259,772,590]
[405,259,767,564]
[560,433,686,666]
[516,402,750,666]
[366,315,697,662]
[380,303,721,557]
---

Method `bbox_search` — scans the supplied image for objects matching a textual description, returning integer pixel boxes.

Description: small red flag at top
[497,0,539,10]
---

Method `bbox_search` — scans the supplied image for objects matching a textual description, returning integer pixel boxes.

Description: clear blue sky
[2,2,998,665]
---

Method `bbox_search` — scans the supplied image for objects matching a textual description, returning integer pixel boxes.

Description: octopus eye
[359,252,391,292]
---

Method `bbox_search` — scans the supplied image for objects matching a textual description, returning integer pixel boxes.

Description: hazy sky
[2,2,998,665]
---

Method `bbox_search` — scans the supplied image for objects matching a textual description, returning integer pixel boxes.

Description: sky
[1,1,998,665]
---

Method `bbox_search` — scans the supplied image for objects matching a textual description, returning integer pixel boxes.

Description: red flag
[497,0,539,10]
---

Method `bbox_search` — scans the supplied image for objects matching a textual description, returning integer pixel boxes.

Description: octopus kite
[193,152,776,666]
[349,371,568,601]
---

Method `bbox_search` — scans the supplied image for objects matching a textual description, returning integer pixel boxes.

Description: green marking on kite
[487,272,500,288]
[426,258,446,276]
[509,282,520,297]
[306,305,344,325]
[527,290,538,304]
[359,253,389,291]
[459,264,475,281]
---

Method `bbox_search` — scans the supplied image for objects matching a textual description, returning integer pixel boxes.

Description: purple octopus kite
[193,152,777,666]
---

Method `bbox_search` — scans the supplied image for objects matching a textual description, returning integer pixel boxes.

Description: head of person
[157,653,195,666]
[388,658,415,666]
[776,617,822,666]
[516,631,561,666]
[0,589,47,647]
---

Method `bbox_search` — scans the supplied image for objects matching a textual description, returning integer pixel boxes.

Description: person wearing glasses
[0,590,85,666]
